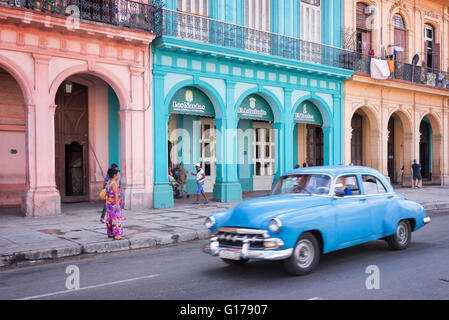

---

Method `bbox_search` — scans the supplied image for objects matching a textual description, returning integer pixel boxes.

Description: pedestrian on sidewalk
[191,163,208,204]
[105,167,124,240]
[100,163,118,223]
[177,163,189,199]
[412,159,422,189]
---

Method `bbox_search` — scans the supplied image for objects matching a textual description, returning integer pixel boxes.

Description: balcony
[0,0,156,32]
[351,52,449,90]
[156,8,355,72]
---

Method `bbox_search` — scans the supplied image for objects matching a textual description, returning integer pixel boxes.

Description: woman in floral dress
[105,167,124,240]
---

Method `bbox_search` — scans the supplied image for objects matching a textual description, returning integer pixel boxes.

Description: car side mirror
[334,190,345,198]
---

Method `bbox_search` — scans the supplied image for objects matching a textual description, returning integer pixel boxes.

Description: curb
[0,229,210,268]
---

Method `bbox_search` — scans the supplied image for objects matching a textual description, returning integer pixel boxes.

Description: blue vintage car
[203,166,431,275]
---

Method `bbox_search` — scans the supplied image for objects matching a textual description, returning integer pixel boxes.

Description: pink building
[0,1,156,216]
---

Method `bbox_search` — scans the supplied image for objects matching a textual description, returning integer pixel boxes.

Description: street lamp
[65,81,73,94]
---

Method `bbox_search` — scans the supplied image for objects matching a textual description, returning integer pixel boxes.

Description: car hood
[221,194,331,228]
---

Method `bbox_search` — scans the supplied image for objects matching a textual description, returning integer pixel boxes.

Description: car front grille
[216,227,268,249]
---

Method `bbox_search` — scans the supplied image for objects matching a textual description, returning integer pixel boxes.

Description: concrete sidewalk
[0,187,448,268]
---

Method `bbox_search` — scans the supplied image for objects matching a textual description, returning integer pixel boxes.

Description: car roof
[284,165,385,178]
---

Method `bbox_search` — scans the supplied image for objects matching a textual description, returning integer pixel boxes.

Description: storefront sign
[294,101,323,125]
[238,94,274,121]
[169,87,215,117]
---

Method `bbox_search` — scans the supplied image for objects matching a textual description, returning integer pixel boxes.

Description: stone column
[118,66,152,210]
[402,131,413,187]
[431,133,442,185]
[152,72,173,208]
[212,80,242,202]
[22,54,61,216]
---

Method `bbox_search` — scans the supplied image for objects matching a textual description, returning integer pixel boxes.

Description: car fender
[383,199,425,234]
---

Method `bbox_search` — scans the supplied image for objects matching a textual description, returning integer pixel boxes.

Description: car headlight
[204,216,216,229]
[268,218,282,233]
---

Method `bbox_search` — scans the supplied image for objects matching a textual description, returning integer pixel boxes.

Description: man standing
[412,159,422,189]
[177,163,189,199]
[191,163,208,204]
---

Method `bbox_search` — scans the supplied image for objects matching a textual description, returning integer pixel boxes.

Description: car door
[361,174,392,237]
[334,174,372,246]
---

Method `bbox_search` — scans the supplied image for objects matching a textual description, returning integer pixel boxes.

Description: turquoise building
[152,0,354,208]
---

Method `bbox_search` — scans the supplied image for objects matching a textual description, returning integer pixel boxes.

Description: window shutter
[433,43,440,71]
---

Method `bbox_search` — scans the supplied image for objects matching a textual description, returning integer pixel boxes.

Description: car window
[335,175,360,196]
[362,175,387,194]
[272,174,331,196]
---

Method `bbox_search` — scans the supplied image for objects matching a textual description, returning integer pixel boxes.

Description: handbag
[99,187,107,200]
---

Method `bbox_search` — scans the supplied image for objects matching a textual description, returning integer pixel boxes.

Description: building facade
[152,0,354,208]
[0,1,156,215]
[343,0,449,186]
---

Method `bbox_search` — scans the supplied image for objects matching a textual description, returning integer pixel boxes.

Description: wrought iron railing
[2,0,157,32]
[157,8,356,70]
[352,53,449,89]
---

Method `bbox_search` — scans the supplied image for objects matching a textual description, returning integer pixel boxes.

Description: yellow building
[343,0,449,186]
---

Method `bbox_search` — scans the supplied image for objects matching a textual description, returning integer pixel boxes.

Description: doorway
[306,124,324,166]
[55,82,89,202]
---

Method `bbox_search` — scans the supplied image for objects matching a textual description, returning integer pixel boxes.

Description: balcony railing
[1,0,157,32]
[157,8,355,71]
[352,53,449,90]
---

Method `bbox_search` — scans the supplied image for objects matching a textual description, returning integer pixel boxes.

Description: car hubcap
[295,239,314,268]
[397,223,408,245]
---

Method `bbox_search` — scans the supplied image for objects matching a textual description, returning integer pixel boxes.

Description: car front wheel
[283,232,320,276]
[387,220,412,250]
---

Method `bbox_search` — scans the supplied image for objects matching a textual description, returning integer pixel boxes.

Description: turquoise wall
[152,0,351,208]
[108,86,121,169]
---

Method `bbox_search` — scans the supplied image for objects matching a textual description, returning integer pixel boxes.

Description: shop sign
[169,87,215,117]
[294,101,323,125]
[238,95,274,121]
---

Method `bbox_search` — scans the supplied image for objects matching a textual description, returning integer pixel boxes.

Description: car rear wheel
[283,232,320,276]
[387,220,412,250]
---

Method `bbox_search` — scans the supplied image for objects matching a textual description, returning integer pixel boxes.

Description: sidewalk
[0,187,448,268]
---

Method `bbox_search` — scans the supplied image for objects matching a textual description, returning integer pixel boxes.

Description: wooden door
[394,28,406,63]
[55,83,89,202]
[351,113,363,166]
[306,124,323,166]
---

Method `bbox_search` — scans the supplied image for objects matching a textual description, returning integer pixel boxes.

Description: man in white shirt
[191,163,208,204]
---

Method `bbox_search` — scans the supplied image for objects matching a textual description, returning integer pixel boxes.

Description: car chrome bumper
[203,239,293,261]
[423,217,431,225]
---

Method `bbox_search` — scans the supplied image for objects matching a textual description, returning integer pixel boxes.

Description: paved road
[1,212,449,300]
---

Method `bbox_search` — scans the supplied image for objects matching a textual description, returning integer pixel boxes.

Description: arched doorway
[237,94,275,191]
[0,66,26,208]
[419,117,431,182]
[293,100,324,167]
[351,113,363,165]
[53,75,122,203]
[387,111,412,185]
[168,86,217,195]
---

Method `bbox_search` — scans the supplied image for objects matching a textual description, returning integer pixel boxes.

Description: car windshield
[271,174,332,196]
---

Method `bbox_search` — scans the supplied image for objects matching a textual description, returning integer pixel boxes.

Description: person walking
[100,163,118,223]
[177,163,189,199]
[191,163,208,204]
[105,167,124,240]
[412,159,422,189]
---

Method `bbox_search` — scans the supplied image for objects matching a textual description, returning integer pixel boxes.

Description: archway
[53,74,122,202]
[0,66,27,209]
[419,114,442,185]
[167,86,217,198]
[387,111,412,185]
[350,106,379,168]
[237,94,275,192]
[293,100,324,168]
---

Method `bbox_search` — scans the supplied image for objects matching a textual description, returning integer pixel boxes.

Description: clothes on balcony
[370,58,390,80]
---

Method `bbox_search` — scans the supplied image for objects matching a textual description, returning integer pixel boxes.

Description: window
[335,175,361,196]
[392,14,406,63]
[300,0,321,43]
[424,24,436,70]
[362,175,387,194]
[177,0,210,42]
[177,0,209,16]
[244,0,271,54]
[272,174,331,196]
